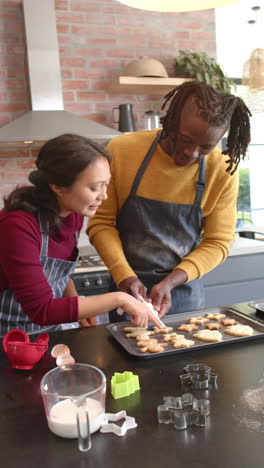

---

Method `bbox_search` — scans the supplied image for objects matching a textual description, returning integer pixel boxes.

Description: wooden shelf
[108,76,192,95]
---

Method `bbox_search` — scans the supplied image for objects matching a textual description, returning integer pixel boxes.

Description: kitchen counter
[1,302,264,468]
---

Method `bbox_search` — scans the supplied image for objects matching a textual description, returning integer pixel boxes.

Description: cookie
[153,326,173,334]
[163,333,182,342]
[126,330,154,338]
[205,313,226,320]
[123,326,147,333]
[193,329,223,342]
[189,317,209,325]
[136,338,158,347]
[135,331,155,341]
[205,322,222,330]
[221,319,237,326]
[177,323,198,332]
[140,343,168,353]
[224,324,253,337]
[172,337,195,348]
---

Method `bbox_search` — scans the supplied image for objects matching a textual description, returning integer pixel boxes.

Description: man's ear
[49,184,64,197]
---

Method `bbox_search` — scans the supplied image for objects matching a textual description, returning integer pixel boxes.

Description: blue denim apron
[110,131,205,321]
[0,214,79,337]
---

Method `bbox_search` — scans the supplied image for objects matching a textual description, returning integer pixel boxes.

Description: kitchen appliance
[144,110,160,130]
[112,104,136,132]
[0,0,121,146]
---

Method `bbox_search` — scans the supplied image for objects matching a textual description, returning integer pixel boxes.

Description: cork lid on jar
[123,56,168,78]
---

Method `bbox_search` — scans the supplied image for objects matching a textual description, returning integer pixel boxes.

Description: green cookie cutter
[111,371,140,399]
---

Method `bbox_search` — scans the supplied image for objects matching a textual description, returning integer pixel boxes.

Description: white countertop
[229,235,264,256]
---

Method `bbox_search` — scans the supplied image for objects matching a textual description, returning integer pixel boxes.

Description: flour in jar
[48,397,105,438]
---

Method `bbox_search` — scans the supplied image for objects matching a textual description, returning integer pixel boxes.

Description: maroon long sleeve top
[0,209,84,326]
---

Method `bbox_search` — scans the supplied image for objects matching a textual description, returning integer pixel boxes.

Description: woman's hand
[79,317,97,327]
[119,292,163,328]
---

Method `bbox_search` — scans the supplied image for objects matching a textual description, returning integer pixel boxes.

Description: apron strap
[130,131,162,196]
[38,213,49,258]
[193,156,205,207]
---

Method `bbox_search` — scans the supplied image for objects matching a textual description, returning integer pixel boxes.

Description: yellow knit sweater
[88,129,239,285]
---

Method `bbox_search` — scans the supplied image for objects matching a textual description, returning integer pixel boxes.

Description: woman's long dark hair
[4,134,111,233]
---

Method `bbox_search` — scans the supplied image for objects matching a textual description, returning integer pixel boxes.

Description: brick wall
[0,0,216,206]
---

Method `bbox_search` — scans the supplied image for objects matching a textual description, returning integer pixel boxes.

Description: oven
[73,254,112,296]
[73,254,112,324]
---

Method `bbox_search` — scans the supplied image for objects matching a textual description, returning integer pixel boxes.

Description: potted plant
[174,50,234,93]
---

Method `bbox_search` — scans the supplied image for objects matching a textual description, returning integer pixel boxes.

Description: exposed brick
[71,1,101,12]
[16,158,36,169]
[77,91,106,101]
[74,47,103,57]
[75,69,103,79]
[0,149,31,158]
[62,79,89,90]
[57,23,70,34]
[61,69,73,79]
[0,80,24,89]
[63,91,75,101]
[64,102,93,112]
[60,57,86,67]
[0,103,27,112]
[55,0,69,9]
[56,12,85,23]
[81,112,106,122]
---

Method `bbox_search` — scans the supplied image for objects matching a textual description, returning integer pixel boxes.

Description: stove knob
[96,278,103,286]
[83,280,90,287]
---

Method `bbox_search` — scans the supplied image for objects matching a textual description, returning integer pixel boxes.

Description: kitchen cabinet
[204,236,264,308]
[108,76,191,95]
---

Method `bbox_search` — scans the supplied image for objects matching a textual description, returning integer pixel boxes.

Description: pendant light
[115,0,240,13]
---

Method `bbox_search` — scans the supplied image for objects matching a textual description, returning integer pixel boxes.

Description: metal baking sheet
[106,307,264,359]
[248,300,264,314]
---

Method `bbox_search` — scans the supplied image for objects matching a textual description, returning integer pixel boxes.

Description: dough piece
[205,313,226,320]
[193,329,223,342]
[136,338,158,347]
[152,326,173,334]
[163,333,182,341]
[224,324,253,337]
[126,330,154,338]
[135,331,155,341]
[177,323,198,332]
[140,343,168,353]
[189,317,209,325]
[221,319,237,326]
[205,322,222,330]
[123,326,147,333]
[172,337,195,348]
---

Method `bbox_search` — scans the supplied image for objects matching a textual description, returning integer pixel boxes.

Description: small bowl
[2,329,30,353]
[6,341,46,370]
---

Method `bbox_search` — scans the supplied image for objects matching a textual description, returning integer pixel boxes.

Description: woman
[0,134,160,337]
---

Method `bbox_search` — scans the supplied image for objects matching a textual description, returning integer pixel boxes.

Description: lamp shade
[115,0,240,12]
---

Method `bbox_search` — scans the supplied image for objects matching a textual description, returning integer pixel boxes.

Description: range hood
[0,0,121,147]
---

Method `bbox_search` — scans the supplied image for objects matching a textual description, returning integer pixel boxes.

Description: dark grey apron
[110,131,205,322]
[0,214,79,337]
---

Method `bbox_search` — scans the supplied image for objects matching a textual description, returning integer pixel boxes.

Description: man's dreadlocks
[160,80,251,175]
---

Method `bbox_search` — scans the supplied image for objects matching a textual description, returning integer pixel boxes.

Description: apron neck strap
[130,131,162,196]
[193,156,206,207]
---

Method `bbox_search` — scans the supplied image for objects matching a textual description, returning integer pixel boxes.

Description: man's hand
[150,269,188,317]
[118,276,147,300]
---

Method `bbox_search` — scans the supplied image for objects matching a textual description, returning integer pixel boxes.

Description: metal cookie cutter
[157,393,210,430]
[100,410,137,436]
[180,363,217,390]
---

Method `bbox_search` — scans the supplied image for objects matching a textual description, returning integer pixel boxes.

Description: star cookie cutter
[100,410,137,436]
[111,371,140,399]
[180,363,217,390]
[157,393,210,430]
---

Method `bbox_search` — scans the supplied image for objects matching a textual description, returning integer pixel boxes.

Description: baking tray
[248,300,264,314]
[106,307,264,359]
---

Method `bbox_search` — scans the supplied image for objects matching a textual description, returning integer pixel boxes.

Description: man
[88,81,251,320]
